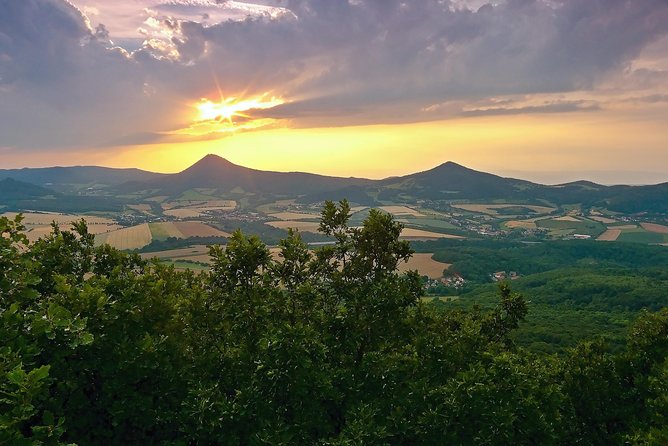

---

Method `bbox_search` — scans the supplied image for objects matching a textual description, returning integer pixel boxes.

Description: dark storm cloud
[0,0,667,149]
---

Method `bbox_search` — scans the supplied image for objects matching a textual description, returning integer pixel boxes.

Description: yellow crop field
[3,212,121,242]
[597,229,622,241]
[149,222,185,240]
[162,200,236,218]
[641,223,668,234]
[397,253,451,278]
[148,222,230,240]
[400,228,463,239]
[97,224,152,250]
[2,212,114,226]
[505,220,537,229]
[554,216,581,222]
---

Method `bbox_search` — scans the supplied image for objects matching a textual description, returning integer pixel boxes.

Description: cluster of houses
[424,273,467,290]
[491,271,520,282]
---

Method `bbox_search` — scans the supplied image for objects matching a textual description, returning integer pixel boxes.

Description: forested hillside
[1,203,667,445]
[415,239,668,353]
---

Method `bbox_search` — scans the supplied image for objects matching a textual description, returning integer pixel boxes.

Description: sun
[196,95,284,124]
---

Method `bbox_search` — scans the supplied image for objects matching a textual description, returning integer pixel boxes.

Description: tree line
[1,201,666,445]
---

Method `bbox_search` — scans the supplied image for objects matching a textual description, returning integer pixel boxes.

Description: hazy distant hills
[1,154,666,214]
[0,177,125,213]
[0,178,58,201]
[0,165,164,193]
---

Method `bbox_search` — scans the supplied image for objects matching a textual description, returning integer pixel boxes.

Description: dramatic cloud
[1,0,667,150]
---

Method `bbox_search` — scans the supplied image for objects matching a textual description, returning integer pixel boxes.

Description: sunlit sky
[1,0,668,184]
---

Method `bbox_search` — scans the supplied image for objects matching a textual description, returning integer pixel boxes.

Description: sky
[1,0,667,184]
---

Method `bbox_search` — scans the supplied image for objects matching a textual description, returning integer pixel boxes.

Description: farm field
[399,217,459,230]
[536,218,605,237]
[504,220,537,229]
[2,211,115,226]
[127,204,153,214]
[269,212,321,221]
[641,222,668,234]
[397,253,451,278]
[451,203,555,215]
[266,220,321,233]
[378,206,424,216]
[617,228,668,244]
[589,215,618,224]
[400,228,463,240]
[2,212,121,242]
[608,224,638,230]
[162,199,236,213]
[148,222,231,241]
[175,221,230,238]
[256,199,298,214]
[96,223,153,250]
[163,208,206,218]
[597,229,622,241]
[149,222,184,240]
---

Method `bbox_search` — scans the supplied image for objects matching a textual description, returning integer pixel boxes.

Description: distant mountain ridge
[136,154,374,196]
[1,154,667,214]
[0,165,164,193]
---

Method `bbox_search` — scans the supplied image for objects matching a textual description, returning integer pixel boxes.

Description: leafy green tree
[1,206,666,444]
